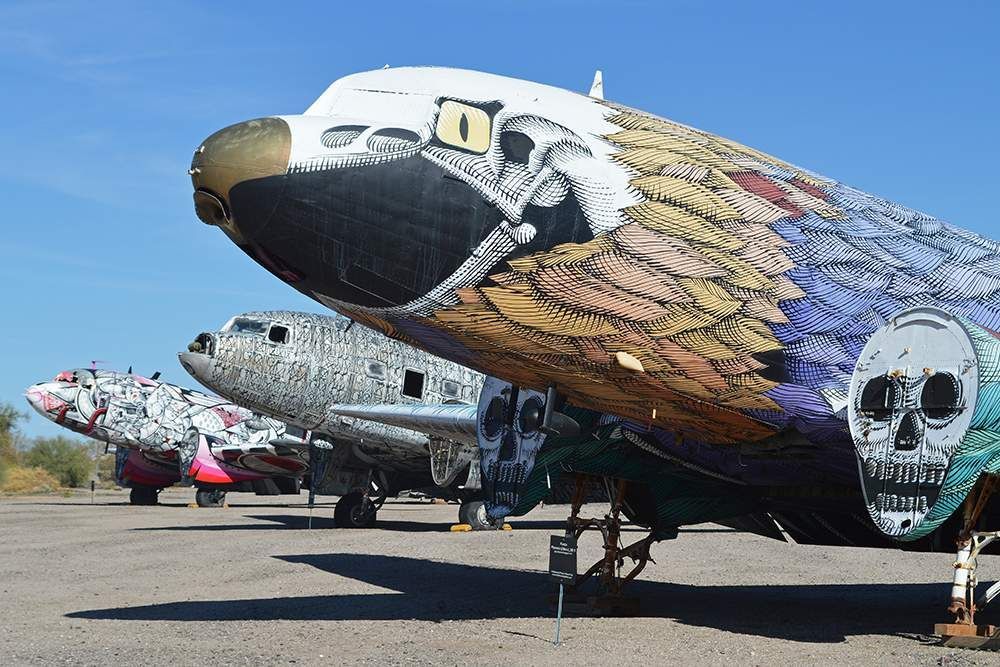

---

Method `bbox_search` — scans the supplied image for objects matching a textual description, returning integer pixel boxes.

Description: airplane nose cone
[24,384,44,411]
[178,351,211,383]
[190,117,291,231]
[24,382,63,419]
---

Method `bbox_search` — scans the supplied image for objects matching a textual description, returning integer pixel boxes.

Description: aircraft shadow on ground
[129,515,699,533]
[67,552,957,643]
[127,515,573,532]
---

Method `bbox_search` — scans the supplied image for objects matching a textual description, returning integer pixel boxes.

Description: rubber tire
[334,492,377,528]
[459,500,494,530]
[195,489,226,508]
[129,486,159,506]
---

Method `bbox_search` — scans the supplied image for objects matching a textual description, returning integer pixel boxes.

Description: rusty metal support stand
[556,474,654,616]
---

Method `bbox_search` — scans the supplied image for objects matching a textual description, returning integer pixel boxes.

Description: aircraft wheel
[334,492,377,528]
[195,489,227,508]
[459,500,494,530]
[129,486,159,506]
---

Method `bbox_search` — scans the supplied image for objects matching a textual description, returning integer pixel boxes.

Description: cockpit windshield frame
[222,316,292,345]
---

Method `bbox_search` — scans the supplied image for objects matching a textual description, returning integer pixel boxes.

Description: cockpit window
[67,369,95,388]
[441,379,460,397]
[226,318,269,336]
[268,325,290,344]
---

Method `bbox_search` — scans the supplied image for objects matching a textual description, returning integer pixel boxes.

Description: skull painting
[476,376,548,520]
[848,308,978,538]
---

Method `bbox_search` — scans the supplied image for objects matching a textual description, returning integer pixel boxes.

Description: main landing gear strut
[555,474,657,616]
[936,476,1000,649]
[334,477,386,528]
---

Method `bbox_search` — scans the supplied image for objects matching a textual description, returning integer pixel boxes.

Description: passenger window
[441,379,460,397]
[402,369,425,399]
[268,325,290,344]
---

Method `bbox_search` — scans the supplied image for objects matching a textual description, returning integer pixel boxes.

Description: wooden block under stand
[934,623,1000,650]
[548,592,640,617]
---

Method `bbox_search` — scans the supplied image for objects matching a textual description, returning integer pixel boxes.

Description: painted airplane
[25,368,306,507]
[189,66,1000,635]
[178,310,492,528]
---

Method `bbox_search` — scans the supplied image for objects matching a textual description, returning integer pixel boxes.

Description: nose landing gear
[334,483,386,528]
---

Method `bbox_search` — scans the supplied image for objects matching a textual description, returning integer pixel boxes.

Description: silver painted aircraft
[178,310,492,527]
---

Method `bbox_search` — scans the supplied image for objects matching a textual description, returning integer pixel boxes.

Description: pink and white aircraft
[25,368,308,506]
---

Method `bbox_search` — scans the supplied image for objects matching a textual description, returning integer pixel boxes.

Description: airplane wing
[327,403,478,445]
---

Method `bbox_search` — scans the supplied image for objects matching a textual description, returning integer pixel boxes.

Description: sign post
[548,535,577,646]
[308,485,315,529]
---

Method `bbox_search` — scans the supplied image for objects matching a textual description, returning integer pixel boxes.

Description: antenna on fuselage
[588,70,604,99]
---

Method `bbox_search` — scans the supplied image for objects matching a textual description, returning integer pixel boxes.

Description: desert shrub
[96,452,118,488]
[23,436,94,488]
[0,466,60,494]
[0,403,24,465]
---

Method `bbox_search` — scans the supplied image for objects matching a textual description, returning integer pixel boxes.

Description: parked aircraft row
[181,65,1000,639]
[26,310,493,528]
[21,65,1000,642]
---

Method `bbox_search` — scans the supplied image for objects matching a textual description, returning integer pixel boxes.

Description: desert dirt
[0,488,996,665]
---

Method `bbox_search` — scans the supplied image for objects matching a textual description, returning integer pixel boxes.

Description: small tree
[24,436,94,488]
[0,403,25,465]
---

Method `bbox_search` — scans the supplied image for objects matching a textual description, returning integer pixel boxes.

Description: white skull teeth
[863,460,946,486]
[873,494,929,514]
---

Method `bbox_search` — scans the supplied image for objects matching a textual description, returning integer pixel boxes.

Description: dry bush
[0,466,61,494]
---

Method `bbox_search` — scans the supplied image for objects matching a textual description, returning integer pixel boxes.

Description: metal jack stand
[554,474,654,616]
[935,476,1000,649]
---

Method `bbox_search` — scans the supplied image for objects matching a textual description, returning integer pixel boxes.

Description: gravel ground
[0,488,996,665]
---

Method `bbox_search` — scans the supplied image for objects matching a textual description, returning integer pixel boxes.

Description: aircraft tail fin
[588,70,604,99]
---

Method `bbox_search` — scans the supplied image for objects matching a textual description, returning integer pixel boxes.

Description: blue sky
[1,1,997,439]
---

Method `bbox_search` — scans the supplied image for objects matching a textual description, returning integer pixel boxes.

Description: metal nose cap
[189,116,291,208]
[178,352,211,382]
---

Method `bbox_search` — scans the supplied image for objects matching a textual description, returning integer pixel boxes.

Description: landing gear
[195,489,227,508]
[458,499,494,530]
[334,491,383,528]
[129,486,159,506]
[555,474,657,616]
[935,476,1000,649]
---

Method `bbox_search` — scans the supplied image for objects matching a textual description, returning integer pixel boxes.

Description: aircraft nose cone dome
[190,117,291,227]
[24,384,44,410]
[178,351,211,383]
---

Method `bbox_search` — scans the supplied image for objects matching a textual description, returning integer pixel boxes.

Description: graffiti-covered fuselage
[25,369,305,489]
[178,311,484,493]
